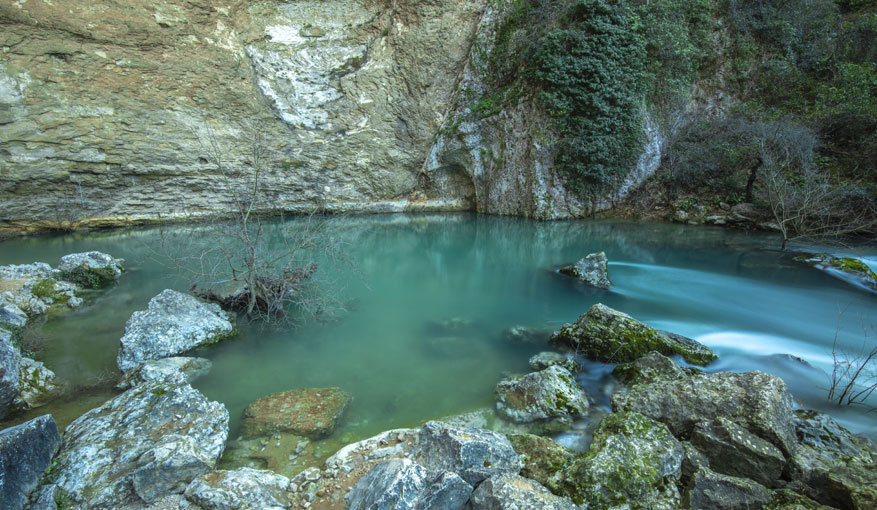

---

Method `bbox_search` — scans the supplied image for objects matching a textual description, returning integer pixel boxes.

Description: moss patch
[58,266,118,289]
[31,278,56,298]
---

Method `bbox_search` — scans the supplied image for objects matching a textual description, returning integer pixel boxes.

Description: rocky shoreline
[0,251,875,510]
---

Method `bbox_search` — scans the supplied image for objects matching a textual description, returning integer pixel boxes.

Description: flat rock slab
[0,415,61,510]
[117,289,234,371]
[242,387,352,439]
[184,467,293,510]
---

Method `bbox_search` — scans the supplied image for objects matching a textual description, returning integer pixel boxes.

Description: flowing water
[2,214,875,448]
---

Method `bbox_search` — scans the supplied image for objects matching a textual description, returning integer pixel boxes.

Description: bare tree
[158,120,347,323]
[828,317,877,407]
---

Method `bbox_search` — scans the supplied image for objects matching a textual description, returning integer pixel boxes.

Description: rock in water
[611,370,797,457]
[0,415,61,510]
[15,356,59,409]
[46,380,228,508]
[557,252,612,289]
[469,474,580,510]
[494,365,589,425]
[242,387,352,439]
[412,421,522,485]
[551,303,717,366]
[184,468,293,510]
[117,356,212,389]
[117,289,234,371]
[0,331,20,420]
[552,411,683,509]
[794,253,877,293]
[528,351,580,372]
[57,251,124,289]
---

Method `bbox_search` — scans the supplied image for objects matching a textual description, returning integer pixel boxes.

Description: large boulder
[551,304,717,366]
[0,415,61,510]
[794,253,877,293]
[184,467,293,510]
[612,351,692,386]
[118,356,212,389]
[346,458,472,510]
[468,473,579,510]
[786,410,876,509]
[412,421,522,486]
[57,251,124,289]
[557,252,612,289]
[117,289,234,371]
[0,301,28,329]
[683,466,772,510]
[551,411,683,509]
[494,365,589,427]
[242,387,352,439]
[15,357,60,410]
[690,417,785,487]
[45,380,228,508]
[0,330,20,419]
[612,370,797,456]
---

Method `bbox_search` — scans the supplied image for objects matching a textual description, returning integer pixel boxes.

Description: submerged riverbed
[1,214,875,444]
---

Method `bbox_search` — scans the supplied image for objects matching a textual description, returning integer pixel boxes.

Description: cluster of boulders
[0,251,125,419]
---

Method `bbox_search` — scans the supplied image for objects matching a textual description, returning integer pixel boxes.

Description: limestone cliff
[0,0,484,236]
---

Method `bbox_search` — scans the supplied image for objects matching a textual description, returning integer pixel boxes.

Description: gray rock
[16,356,59,409]
[184,467,292,510]
[680,441,710,486]
[612,351,689,386]
[552,411,683,509]
[118,356,212,389]
[414,471,472,510]
[766,490,839,510]
[690,417,785,487]
[499,325,553,346]
[0,301,27,328]
[528,352,580,372]
[346,459,430,510]
[551,303,717,366]
[28,484,61,510]
[557,252,611,289]
[47,380,228,508]
[0,263,54,282]
[612,370,797,456]
[0,331,20,419]
[57,251,123,277]
[412,421,522,485]
[684,466,771,510]
[117,289,234,371]
[0,415,61,510]
[495,365,589,425]
[786,410,876,509]
[467,474,579,510]
[507,433,576,489]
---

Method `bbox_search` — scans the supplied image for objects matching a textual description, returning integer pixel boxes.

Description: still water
[1,214,875,443]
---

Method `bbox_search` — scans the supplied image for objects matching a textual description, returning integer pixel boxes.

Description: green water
[1,214,875,443]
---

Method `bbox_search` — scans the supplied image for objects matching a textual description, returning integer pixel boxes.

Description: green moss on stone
[59,266,118,289]
[830,257,877,280]
[31,278,56,298]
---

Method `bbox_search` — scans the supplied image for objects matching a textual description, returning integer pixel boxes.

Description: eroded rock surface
[528,351,580,373]
[0,415,61,510]
[184,467,293,510]
[57,251,124,288]
[118,356,212,389]
[557,252,612,289]
[117,289,234,371]
[551,303,716,366]
[684,466,772,510]
[494,365,589,428]
[468,473,579,510]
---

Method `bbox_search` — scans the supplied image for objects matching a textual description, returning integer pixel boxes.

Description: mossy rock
[31,278,56,299]
[507,433,575,492]
[794,253,877,292]
[551,303,716,366]
[58,266,119,289]
[242,387,352,439]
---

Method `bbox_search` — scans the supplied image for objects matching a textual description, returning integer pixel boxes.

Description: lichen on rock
[557,251,612,289]
[242,387,351,439]
[494,365,590,428]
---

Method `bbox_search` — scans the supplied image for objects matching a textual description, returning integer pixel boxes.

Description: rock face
[0,415,61,510]
[117,289,234,371]
[46,380,228,508]
[0,0,490,237]
[16,356,60,409]
[612,370,797,457]
[57,251,124,288]
[507,434,575,490]
[494,365,589,427]
[552,303,717,366]
[184,468,293,510]
[557,252,612,289]
[684,466,772,510]
[345,458,471,510]
[690,417,786,487]
[468,474,579,510]
[412,421,522,486]
[552,411,683,509]
[612,351,690,386]
[786,410,876,509]
[242,387,351,439]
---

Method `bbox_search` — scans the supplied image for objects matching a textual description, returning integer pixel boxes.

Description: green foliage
[534,0,648,199]
[31,278,55,299]
[59,266,117,289]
